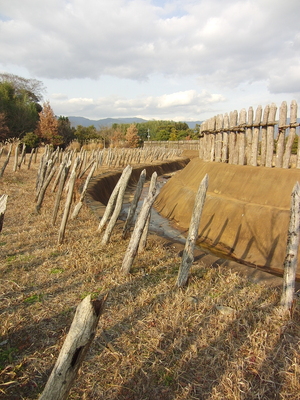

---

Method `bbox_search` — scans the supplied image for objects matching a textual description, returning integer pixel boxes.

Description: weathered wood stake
[71,162,97,219]
[97,165,131,233]
[122,169,146,239]
[0,194,8,232]
[121,172,159,274]
[39,294,107,400]
[101,165,132,245]
[0,144,12,178]
[57,158,80,244]
[177,174,209,287]
[280,181,300,312]
[138,172,158,253]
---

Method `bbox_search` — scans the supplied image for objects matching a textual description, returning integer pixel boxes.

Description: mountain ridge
[67,116,202,129]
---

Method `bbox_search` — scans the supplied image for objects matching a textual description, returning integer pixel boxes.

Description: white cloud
[0,0,300,120]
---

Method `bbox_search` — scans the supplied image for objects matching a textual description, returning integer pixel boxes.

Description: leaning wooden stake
[280,181,300,312]
[97,165,131,233]
[177,174,209,287]
[0,144,12,178]
[0,194,8,232]
[71,162,97,219]
[52,160,71,226]
[121,172,159,274]
[138,172,158,253]
[122,169,146,239]
[101,165,132,245]
[57,158,80,244]
[36,162,57,213]
[39,294,107,400]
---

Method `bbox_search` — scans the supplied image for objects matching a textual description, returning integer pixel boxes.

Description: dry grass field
[0,150,299,399]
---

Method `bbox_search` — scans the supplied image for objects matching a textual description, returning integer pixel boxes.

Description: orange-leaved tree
[125,124,140,148]
[36,101,63,146]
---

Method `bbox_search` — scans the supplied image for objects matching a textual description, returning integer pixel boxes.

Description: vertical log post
[251,105,262,166]
[121,172,159,275]
[260,104,270,167]
[283,100,298,169]
[39,294,107,400]
[238,108,246,165]
[276,101,287,168]
[266,103,277,168]
[221,113,229,163]
[245,106,253,165]
[176,174,209,287]
[122,169,147,239]
[229,111,238,164]
[215,115,223,163]
[280,182,300,312]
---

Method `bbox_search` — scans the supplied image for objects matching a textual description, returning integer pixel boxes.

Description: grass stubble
[0,153,299,400]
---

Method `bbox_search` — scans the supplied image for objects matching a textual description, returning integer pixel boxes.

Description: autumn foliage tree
[125,124,140,148]
[36,101,63,146]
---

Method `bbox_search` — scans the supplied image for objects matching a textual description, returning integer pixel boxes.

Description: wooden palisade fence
[199,100,300,168]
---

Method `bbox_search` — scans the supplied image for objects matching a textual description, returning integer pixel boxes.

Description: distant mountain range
[68,116,202,129]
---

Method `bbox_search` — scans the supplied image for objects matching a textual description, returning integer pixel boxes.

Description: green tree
[21,132,40,150]
[74,125,98,146]
[57,116,76,147]
[0,81,41,139]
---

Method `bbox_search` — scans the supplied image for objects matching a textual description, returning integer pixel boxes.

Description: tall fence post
[283,100,298,169]
[177,174,209,287]
[280,181,300,312]
[276,101,287,168]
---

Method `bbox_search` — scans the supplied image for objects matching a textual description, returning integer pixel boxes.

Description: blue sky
[1,0,300,121]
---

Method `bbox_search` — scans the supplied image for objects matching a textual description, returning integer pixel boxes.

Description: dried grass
[0,154,299,399]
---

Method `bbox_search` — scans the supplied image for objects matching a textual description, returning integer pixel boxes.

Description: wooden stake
[97,165,131,233]
[0,144,12,178]
[0,194,8,232]
[138,172,158,253]
[71,162,97,219]
[177,174,209,287]
[39,294,107,400]
[122,169,146,239]
[101,165,132,245]
[121,172,159,274]
[57,158,80,244]
[280,182,300,312]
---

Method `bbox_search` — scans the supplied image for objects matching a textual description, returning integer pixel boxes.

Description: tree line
[0,73,200,150]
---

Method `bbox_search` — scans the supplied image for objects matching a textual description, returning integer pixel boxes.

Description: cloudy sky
[1,0,300,122]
